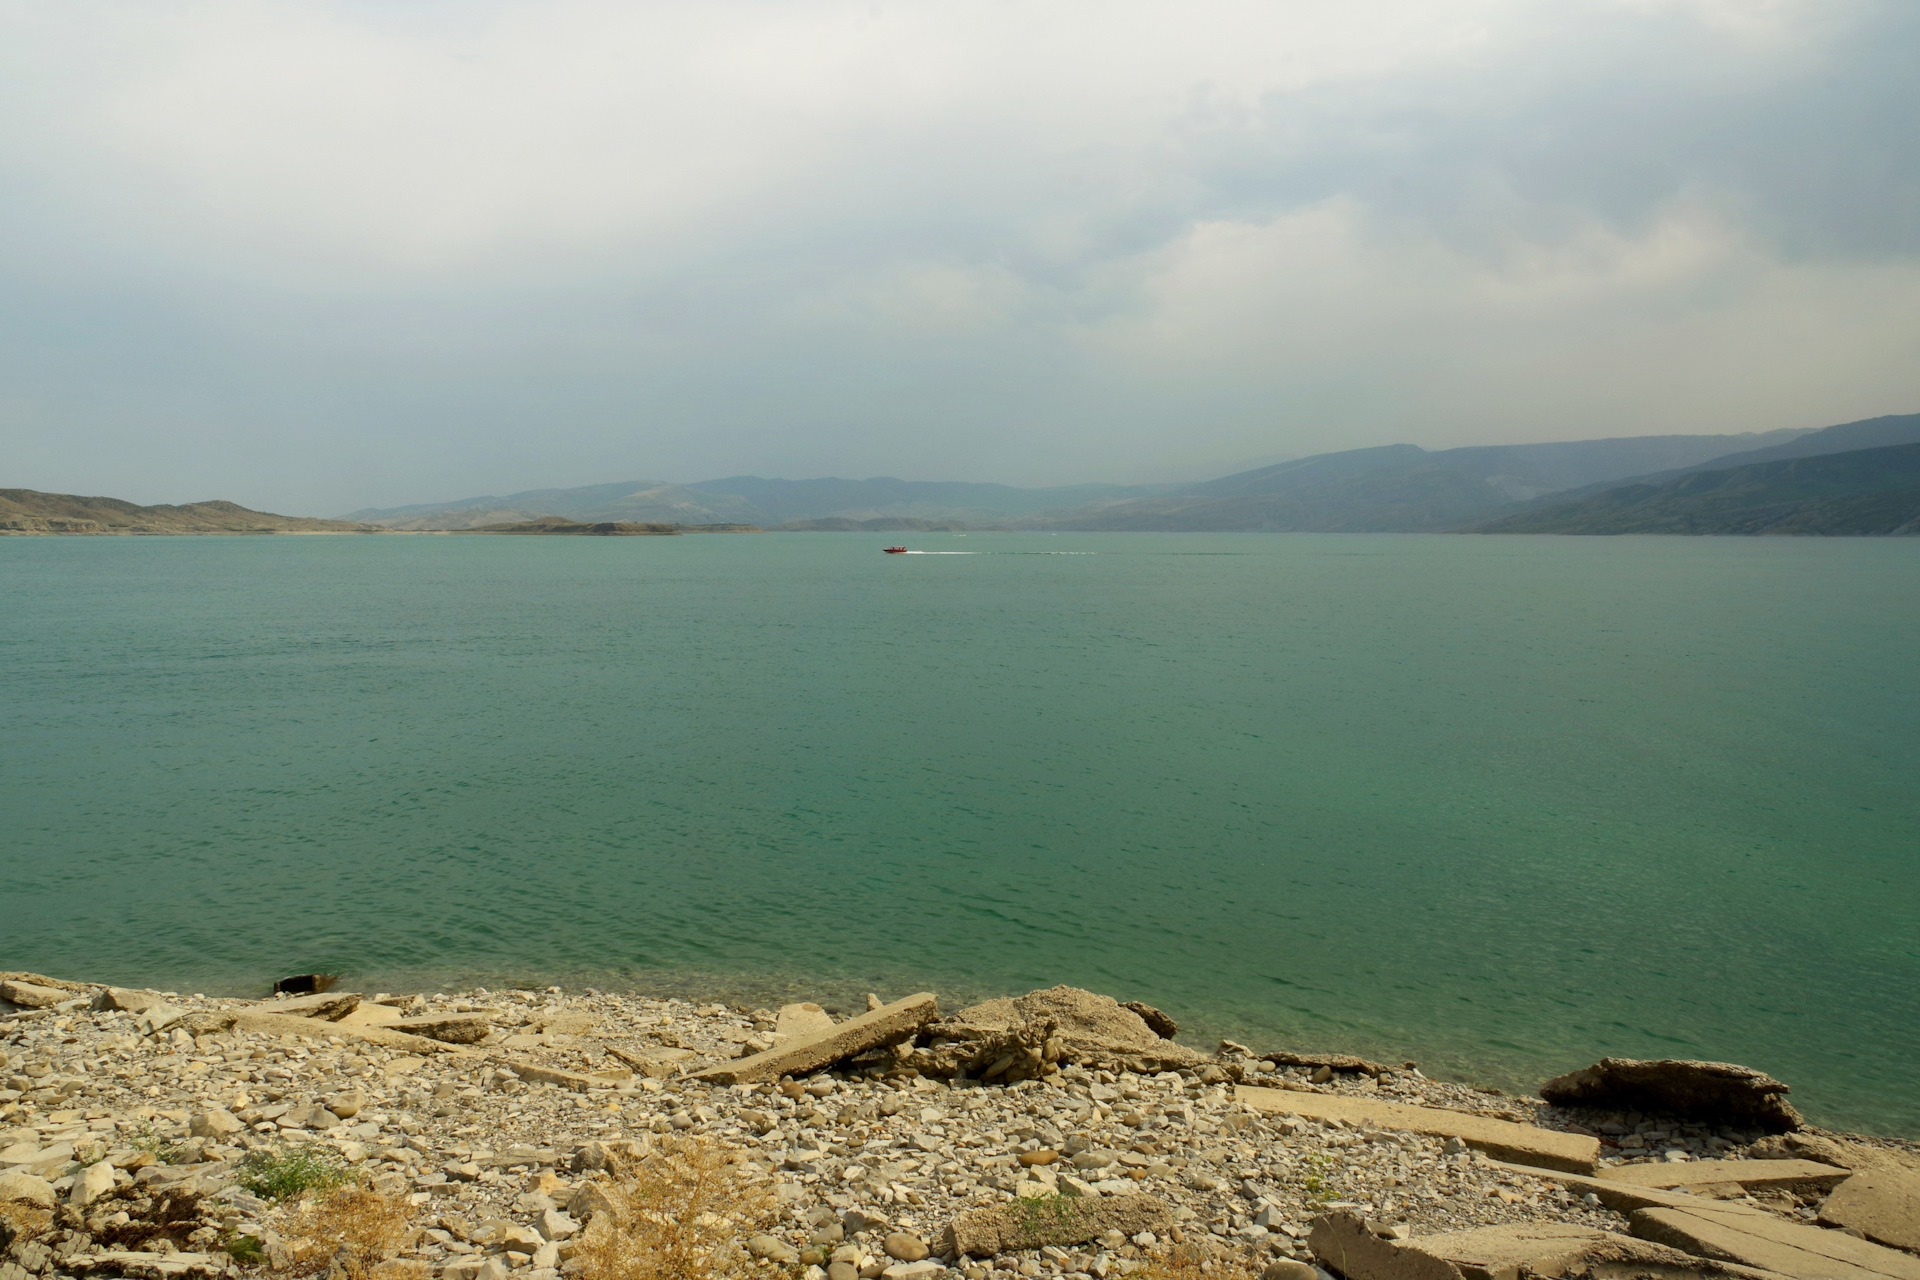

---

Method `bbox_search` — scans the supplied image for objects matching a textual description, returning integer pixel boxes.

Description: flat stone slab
[390,1013,492,1043]
[185,1008,462,1053]
[1307,1209,1786,1280]
[247,992,361,1020]
[1488,1160,1789,1215]
[945,1193,1172,1256]
[1819,1168,1920,1254]
[1237,1087,1601,1174]
[505,1061,618,1091]
[1631,1205,1920,1280]
[0,979,70,1009]
[1602,1161,1851,1195]
[690,993,939,1085]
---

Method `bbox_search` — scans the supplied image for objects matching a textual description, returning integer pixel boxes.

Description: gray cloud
[0,0,1915,513]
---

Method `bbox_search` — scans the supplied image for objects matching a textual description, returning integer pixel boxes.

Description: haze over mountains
[11,412,1918,538]
[345,427,1831,532]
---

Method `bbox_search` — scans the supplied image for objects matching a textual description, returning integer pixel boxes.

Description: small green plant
[236,1145,350,1201]
[125,1122,190,1166]
[1297,1152,1337,1204]
[224,1233,267,1266]
[1012,1193,1086,1245]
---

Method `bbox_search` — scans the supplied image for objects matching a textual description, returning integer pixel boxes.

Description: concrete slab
[1237,1088,1601,1174]
[1311,1211,1600,1280]
[1307,1210,1790,1280]
[246,991,360,1020]
[690,993,939,1085]
[1602,1162,1851,1195]
[1819,1168,1920,1254]
[187,1008,461,1054]
[1487,1161,1783,1216]
[1631,1206,1920,1280]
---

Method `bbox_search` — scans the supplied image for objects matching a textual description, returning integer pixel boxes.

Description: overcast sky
[2,0,1916,514]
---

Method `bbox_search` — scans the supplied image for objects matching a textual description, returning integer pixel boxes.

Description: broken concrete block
[0,979,69,1010]
[1308,1210,1790,1280]
[335,1002,404,1027]
[776,1002,837,1039]
[508,1061,609,1091]
[945,1193,1172,1256]
[92,988,168,1014]
[1600,1160,1850,1196]
[251,991,362,1020]
[389,1014,491,1043]
[190,1008,460,1053]
[1819,1167,1920,1254]
[690,993,939,1085]
[1237,1087,1600,1174]
[1631,1205,1920,1280]
[1487,1160,1799,1216]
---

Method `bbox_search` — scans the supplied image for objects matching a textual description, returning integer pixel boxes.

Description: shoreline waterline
[10,956,1912,1141]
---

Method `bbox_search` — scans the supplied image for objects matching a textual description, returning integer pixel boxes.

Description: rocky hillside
[1462,443,1920,535]
[0,491,380,536]
[344,479,1169,531]
[1012,431,1816,533]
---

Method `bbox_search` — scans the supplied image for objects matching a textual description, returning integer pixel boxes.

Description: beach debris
[6,971,1910,1280]
[90,989,169,1015]
[1239,1086,1602,1174]
[775,1002,837,1040]
[1307,1209,1787,1280]
[0,975,95,1011]
[1119,1001,1179,1039]
[912,986,1212,1079]
[945,1193,1174,1256]
[388,1013,492,1044]
[249,990,361,1020]
[1818,1167,1920,1253]
[1539,1059,1803,1134]
[688,992,938,1084]
[1598,1159,1849,1196]
[1631,1202,1920,1280]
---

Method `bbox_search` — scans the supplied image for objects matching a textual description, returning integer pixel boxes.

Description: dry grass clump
[571,1135,781,1280]
[1134,1242,1267,1280]
[0,1199,55,1246]
[276,1185,425,1280]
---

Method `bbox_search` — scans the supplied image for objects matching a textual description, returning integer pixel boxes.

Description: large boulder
[1538,1058,1802,1133]
[913,986,1209,1079]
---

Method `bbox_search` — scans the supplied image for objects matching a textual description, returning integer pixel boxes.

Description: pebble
[0,980,1743,1280]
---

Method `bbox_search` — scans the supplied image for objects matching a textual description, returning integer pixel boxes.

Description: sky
[2,0,1917,515]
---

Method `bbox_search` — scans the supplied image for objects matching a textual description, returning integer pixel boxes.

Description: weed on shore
[237,1144,351,1202]
[571,1135,781,1280]
[275,1185,424,1280]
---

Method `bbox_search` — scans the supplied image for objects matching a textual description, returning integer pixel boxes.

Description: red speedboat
[882,545,908,554]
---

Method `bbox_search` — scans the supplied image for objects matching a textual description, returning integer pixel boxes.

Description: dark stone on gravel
[1539,1058,1802,1133]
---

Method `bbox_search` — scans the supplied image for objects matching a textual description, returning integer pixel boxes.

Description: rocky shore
[2,973,1915,1280]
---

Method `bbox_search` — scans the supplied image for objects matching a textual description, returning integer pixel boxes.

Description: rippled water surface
[4,532,1917,1132]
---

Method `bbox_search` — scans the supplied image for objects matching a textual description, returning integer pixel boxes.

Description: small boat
[883,545,908,554]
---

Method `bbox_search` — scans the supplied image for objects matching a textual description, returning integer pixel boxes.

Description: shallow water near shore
[4,531,1917,1133]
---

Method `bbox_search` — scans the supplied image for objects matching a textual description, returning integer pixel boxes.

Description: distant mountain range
[15,412,1919,539]
[0,490,377,536]
[342,428,1816,533]
[1465,440,1920,535]
[343,477,1177,530]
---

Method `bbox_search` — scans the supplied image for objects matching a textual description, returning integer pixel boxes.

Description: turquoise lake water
[3,532,1916,1133]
